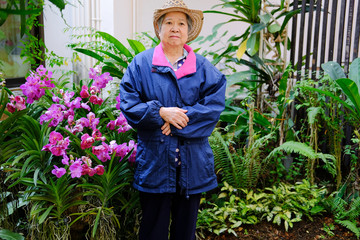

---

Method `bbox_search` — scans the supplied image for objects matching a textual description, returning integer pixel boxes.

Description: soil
[203,215,359,240]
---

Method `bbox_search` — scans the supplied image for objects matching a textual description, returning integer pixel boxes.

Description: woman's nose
[171,26,179,32]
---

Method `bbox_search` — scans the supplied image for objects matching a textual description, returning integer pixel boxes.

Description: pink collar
[152,43,197,79]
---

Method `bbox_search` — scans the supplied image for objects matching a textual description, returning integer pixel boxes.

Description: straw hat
[153,0,204,43]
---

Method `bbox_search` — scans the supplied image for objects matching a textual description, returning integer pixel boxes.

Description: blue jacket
[120,43,226,195]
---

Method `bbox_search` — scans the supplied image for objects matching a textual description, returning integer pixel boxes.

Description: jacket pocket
[185,140,215,188]
[134,138,167,188]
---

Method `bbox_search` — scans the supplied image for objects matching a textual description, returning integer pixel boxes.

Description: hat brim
[153,7,203,43]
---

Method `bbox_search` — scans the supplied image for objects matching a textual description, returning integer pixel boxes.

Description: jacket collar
[152,43,197,79]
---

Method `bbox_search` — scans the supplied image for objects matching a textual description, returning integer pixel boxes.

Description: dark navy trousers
[138,191,201,240]
[138,168,201,240]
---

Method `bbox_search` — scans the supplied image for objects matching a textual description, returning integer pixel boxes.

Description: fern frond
[348,197,360,221]
[210,131,240,187]
[335,220,360,238]
[307,107,324,124]
[265,141,318,162]
[317,153,336,177]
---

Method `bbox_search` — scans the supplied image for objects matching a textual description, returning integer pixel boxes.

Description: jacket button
[160,139,164,143]
[186,141,190,144]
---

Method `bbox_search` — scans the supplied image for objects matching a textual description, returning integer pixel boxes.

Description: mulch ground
[202,215,359,240]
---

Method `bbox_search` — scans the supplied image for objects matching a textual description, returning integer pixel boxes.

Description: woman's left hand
[161,122,171,135]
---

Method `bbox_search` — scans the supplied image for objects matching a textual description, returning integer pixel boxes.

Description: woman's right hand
[159,107,189,130]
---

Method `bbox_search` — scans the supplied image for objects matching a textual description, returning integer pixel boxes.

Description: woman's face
[158,11,189,48]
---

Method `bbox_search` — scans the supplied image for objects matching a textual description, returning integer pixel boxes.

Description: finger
[178,112,189,122]
[171,122,183,130]
[162,129,171,135]
[162,125,171,135]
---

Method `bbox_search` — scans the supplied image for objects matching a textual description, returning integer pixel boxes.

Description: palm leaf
[97,31,133,58]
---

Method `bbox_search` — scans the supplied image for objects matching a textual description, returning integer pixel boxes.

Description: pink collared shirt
[152,43,197,79]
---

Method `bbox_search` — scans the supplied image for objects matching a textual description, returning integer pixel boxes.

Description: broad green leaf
[127,39,146,54]
[20,0,26,37]
[92,208,102,237]
[349,58,360,89]
[203,10,243,20]
[38,205,54,224]
[97,31,133,58]
[250,23,266,34]
[0,8,42,15]
[102,65,123,79]
[335,78,360,114]
[268,23,281,33]
[246,33,259,56]
[299,86,356,118]
[0,229,24,240]
[279,9,301,34]
[218,192,227,198]
[236,39,248,60]
[74,48,104,62]
[226,71,254,87]
[96,49,128,68]
[321,61,346,80]
[278,69,289,96]
[0,11,8,26]
[49,0,66,10]
[259,13,271,24]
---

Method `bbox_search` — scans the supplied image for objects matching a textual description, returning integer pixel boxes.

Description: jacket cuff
[148,100,164,126]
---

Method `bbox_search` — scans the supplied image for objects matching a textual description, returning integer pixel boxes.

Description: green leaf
[102,65,123,79]
[48,0,66,11]
[0,229,24,240]
[300,86,358,120]
[278,69,289,95]
[335,78,360,114]
[19,0,26,37]
[74,48,104,62]
[349,58,360,89]
[96,49,128,68]
[268,23,281,33]
[203,10,243,20]
[92,208,102,237]
[127,39,146,54]
[97,31,133,58]
[38,205,54,224]
[307,107,323,125]
[250,23,266,34]
[310,205,325,214]
[259,13,271,24]
[279,9,301,34]
[0,11,8,26]
[321,61,346,80]
[0,8,42,15]
[246,33,259,56]
[226,71,254,87]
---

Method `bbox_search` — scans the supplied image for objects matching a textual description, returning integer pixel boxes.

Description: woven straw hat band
[162,0,188,9]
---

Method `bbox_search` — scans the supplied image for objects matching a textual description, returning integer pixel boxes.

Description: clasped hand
[159,107,189,136]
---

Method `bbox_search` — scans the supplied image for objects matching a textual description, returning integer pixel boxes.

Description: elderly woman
[119,0,226,239]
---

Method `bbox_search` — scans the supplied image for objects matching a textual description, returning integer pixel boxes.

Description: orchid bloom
[52,165,66,178]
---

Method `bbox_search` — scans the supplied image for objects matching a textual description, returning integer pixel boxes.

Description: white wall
[43,2,74,78]
[43,0,246,78]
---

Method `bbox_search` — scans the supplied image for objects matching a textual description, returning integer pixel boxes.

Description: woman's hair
[157,13,193,34]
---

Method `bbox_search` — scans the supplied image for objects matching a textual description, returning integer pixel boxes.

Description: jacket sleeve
[119,59,164,130]
[172,66,226,138]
